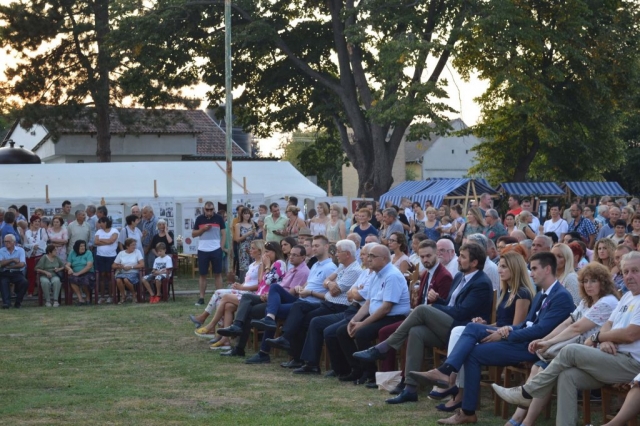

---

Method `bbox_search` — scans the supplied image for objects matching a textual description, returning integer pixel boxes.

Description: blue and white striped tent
[498,182,565,197]
[563,182,629,198]
[379,178,497,208]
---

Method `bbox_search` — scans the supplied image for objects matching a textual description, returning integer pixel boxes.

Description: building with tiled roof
[1,108,249,163]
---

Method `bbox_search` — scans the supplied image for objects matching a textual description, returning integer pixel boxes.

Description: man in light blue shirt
[0,234,28,308]
[335,244,410,383]
[263,236,337,359]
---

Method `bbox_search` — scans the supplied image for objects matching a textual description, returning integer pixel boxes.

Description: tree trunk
[93,0,111,162]
[511,131,540,182]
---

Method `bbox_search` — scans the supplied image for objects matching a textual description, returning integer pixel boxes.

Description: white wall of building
[421,120,479,178]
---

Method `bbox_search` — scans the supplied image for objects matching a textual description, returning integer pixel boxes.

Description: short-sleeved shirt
[86,215,98,248]
[496,287,533,327]
[300,258,338,303]
[325,261,363,306]
[1,223,21,247]
[35,254,65,273]
[572,294,618,343]
[351,268,375,305]
[353,224,378,247]
[264,214,288,243]
[114,249,144,268]
[368,262,411,317]
[0,246,26,272]
[607,291,640,361]
[543,218,569,240]
[194,214,225,252]
[118,226,144,257]
[140,215,159,248]
[67,221,92,254]
[152,255,173,272]
[95,228,119,257]
[67,250,94,273]
[484,222,507,243]
[567,216,597,241]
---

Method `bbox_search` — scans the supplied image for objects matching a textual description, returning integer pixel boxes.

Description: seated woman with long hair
[194,241,286,350]
[594,237,617,271]
[431,251,534,412]
[191,240,264,334]
[502,262,619,426]
[65,240,94,305]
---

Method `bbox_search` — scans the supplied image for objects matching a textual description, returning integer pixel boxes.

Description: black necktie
[421,272,430,304]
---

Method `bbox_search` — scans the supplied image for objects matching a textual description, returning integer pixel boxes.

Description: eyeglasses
[388,239,398,243]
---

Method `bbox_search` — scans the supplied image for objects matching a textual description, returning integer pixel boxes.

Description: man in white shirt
[543,204,568,241]
[436,238,458,278]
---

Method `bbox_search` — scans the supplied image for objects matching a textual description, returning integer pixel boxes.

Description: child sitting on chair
[141,242,173,304]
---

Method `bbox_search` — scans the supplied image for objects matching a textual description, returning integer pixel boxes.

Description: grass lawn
[0,287,594,425]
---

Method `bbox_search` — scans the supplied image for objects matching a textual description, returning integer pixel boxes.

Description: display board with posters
[28,200,90,224]
[138,199,176,235]
[180,202,214,255]
[105,205,124,230]
[232,194,265,221]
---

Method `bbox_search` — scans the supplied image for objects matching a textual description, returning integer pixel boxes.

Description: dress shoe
[436,400,463,412]
[217,324,243,337]
[281,359,304,369]
[385,389,418,404]
[189,314,202,328]
[220,347,245,357]
[436,409,477,424]
[429,385,459,400]
[338,370,363,382]
[293,364,321,375]
[354,373,374,385]
[251,317,277,332]
[365,380,378,389]
[265,336,291,351]
[408,369,450,387]
[352,346,387,362]
[491,384,531,407]
[244,352,271,364]
[324,370,337,378]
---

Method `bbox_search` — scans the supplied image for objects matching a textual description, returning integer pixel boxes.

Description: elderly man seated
[0,234,28,309]
[493,251,640,426]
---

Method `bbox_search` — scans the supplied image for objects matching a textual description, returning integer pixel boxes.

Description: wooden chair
[36,270,67,306]
[601,385,638,426]
[112,269,144,303]
[159,254,178,302]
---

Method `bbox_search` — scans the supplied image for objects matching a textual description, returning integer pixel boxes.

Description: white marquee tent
[0,160,326,205]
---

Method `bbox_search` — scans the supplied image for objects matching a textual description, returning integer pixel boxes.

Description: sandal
[507,420,521,426]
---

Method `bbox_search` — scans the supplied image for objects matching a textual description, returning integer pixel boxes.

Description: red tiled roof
[56,108,247,157]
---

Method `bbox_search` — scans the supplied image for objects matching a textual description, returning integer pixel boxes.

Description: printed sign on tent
[138,199,176,235]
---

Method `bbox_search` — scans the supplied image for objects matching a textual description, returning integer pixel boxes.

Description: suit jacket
[508,281,574,344]
[413,263,453,307]
[433,269,493,327]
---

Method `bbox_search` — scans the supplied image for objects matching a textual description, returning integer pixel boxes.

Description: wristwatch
[590,332,600,343]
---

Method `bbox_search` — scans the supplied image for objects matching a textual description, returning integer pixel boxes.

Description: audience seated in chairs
[0,234,28,309]
[65,240,94,306]
[494,251,640,426]
[34,244,66,307]
[141,242,173,304]
[353,243,493,405]
[112,238,144,305]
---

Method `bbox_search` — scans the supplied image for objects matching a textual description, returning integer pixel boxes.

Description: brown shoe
[408,369,451,387]
[436,409,477,424]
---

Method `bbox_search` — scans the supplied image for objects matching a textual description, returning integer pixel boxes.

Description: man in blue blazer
[411,251,575,425]
[353,243,494,404]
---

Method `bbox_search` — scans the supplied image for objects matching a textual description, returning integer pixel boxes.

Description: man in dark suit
[353,243,494,404]
[412,251,574,425]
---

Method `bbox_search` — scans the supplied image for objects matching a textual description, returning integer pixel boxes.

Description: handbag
[536,335,581,362]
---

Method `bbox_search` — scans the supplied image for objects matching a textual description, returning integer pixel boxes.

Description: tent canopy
[0,161,326,205]
[563,181,629,198]
[380,178,497,208]
[498,182,565,197]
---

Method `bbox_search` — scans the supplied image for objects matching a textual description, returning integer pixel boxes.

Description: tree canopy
[460,0,640,184]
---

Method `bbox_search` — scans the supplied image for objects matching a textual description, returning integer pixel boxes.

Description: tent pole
[154,180,158,198]
[463,181,471,215]
[45,185,49,204]
[471,180,478,207]
[224,0,234,276]
[243,177,247,194]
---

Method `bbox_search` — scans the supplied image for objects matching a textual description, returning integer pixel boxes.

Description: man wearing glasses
[437,238,459,278]
[0,234,28,309]
[192,201,226,306]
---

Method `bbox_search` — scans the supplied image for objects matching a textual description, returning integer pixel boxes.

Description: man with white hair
[510,229,526,242]
[483,209,507,243]
[0,234,28,309]
[531,235,553,256]
[437,238,459,278]
[465,233,500,291]
[264,239,357,364]
[347,233,362,263]
[381,208,405,245]
[597,206,621,240]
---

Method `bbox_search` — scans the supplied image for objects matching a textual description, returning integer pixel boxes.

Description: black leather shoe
[338,370,363,382]
[280,359,304,369]
[245,352,271,364]
[265,336,291,351]
[251,317,277,332]
[353,347,387,362]
[293,364,321,375]
[385,390,418,404]
[217,324,243,337]
[220,347,245,357]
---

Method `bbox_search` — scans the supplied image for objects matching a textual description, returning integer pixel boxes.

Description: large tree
[459,0,640,184]
[119,0,471,197]
[0,0,197,162]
